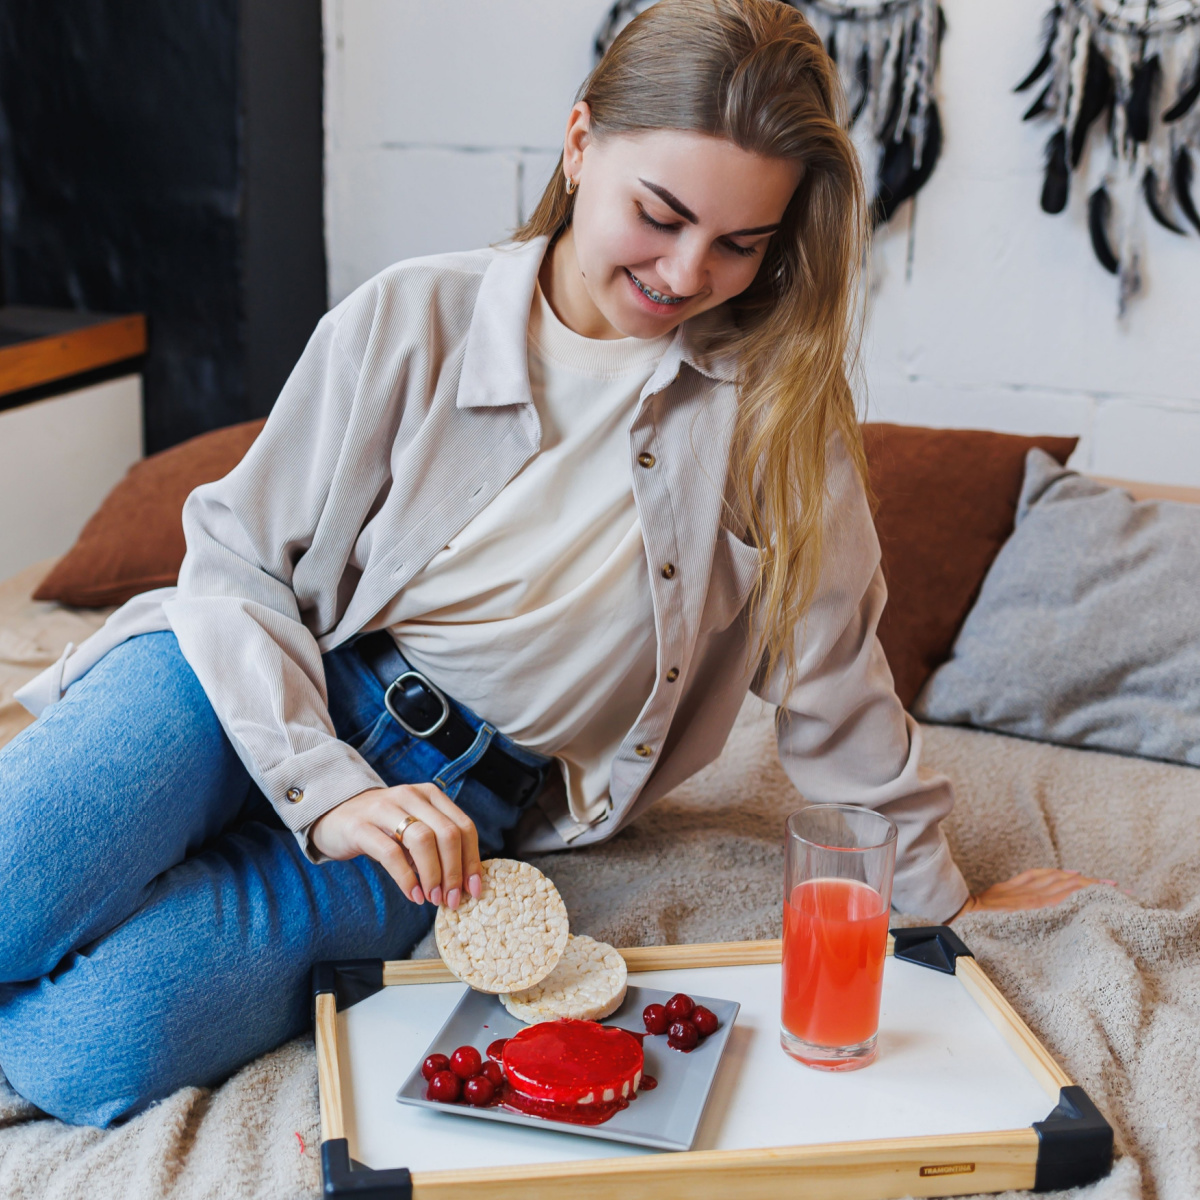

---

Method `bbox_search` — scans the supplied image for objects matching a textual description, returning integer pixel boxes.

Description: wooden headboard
[1091,477,1200,505]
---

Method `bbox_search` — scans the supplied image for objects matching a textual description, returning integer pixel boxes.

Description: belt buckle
[384,670,451,739]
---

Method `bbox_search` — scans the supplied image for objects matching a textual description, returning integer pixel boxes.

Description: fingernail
[410,885,425,905]
[447,887,461,910]
[1066,869,1081,875]
[430,886,443,906]
[468,873,482,899]
[1122,889,1135,897]
[1100,879,1118,886]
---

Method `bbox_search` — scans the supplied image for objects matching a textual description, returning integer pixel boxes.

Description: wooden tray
[312,926,1113,1199]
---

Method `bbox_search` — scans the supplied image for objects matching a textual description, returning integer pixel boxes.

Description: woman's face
[550,106,801,340]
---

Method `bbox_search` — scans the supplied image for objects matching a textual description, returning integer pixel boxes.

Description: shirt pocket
[699,527,762,633]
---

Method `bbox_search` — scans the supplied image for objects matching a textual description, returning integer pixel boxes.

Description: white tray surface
[340,958,1054,1174]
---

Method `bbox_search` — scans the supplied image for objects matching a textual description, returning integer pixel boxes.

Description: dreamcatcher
[594,0,947,226]
[1018,0,1200,309]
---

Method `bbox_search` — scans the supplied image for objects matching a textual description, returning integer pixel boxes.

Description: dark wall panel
[242,0,327,420]
[0,1,326,452]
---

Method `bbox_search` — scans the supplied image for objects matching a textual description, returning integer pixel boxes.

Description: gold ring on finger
[391,814,422,847]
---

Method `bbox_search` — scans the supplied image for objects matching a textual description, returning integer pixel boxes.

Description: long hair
[513,0,869,686]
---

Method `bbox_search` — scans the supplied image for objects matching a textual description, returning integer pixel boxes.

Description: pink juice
[781,877,889,1048]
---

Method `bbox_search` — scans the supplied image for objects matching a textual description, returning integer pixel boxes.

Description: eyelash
[636,206,759,258]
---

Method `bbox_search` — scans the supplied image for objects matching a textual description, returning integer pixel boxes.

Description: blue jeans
[0,631,550,1126]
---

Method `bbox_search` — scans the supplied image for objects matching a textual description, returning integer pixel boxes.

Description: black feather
[1070,42,1114,167]
[1015,5,1059,93]
[1163,56,1200,123]
[849,47,871,127]
[1088,187,1119,274]
[877,32,909,145]
[1041,129,1070,214]
[1016,45,1053,94]
[1143,169,1186,235]
[1023,83,1053,121]
[1126,54,1160,143]
[872,103,943,227]
[1175,147,1200,235]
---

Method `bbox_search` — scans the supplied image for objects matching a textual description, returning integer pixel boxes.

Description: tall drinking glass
[780,804,897,1071]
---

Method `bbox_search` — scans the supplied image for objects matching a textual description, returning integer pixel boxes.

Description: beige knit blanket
[0,565,1195,1198]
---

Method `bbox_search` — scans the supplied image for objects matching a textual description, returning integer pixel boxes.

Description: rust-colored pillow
[863,423,1078,709]
[34,418,267,608]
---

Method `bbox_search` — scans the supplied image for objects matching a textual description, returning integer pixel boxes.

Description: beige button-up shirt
[16,237,969,920]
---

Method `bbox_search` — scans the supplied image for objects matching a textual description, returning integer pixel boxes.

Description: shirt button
[637,452,656,468]
[660,563,676,579]
[635,743,654,758]
[666,667,679,682]
[285,787,304,803]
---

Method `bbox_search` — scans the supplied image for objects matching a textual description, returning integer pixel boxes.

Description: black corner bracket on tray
[322,1137,412,1200]
[312,958,387,1016]
[889,924,975,974]
[1033,1086,1114,1192]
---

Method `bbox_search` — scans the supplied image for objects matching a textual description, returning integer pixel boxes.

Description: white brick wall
[323,0,1200,485]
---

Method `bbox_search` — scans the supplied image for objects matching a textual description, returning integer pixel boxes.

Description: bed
[0,474,1197,1200]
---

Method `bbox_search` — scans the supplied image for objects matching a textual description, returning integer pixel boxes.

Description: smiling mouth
[625,269,686,306]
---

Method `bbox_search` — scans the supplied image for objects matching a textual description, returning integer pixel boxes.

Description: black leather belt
[354,631,546,808]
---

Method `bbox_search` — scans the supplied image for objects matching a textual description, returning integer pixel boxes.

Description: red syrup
[486,1038,509,1062]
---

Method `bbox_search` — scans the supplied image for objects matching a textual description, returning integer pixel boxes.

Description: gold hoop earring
[565,175,578,196]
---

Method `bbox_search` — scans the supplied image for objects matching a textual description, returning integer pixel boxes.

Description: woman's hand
[950,867,1119,921]
[310,784,483,909]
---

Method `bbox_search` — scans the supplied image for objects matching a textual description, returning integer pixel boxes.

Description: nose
[657,237,708,298]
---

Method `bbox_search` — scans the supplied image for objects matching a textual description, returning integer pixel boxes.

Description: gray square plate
[395,985,740,1151]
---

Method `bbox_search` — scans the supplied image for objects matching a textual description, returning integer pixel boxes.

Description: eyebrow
[638,178,781,238]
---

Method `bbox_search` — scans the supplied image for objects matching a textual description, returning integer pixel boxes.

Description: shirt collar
[457,235,738,409]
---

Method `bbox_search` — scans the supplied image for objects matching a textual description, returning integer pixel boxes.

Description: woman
[0,0,1093,1126]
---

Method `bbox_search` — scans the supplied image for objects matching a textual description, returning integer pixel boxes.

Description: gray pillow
[914,448,1200,767]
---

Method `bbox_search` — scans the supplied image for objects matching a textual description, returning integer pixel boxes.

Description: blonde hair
[514,0,869,685]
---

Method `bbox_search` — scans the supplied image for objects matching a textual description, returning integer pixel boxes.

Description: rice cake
[500,934,628,1024]
[434,858,569,994]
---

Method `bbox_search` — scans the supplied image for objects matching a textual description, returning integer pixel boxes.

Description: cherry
[642,1003,669,1035]
[421,1053,451,1082]
[665,993,694,1022]
[427,1069,462,1102]
[667,1019,699,1052]
[463,1075,496,1106]
[450,1045,483,1079]
[479,1060,504,1087]
[692,1006,719,1037]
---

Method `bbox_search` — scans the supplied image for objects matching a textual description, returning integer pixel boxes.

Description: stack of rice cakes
[434,858,628,1021]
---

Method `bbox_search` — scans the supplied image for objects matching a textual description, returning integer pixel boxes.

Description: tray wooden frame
[314,929,1112,1199]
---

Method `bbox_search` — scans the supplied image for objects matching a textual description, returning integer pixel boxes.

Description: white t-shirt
[383,284,671,824]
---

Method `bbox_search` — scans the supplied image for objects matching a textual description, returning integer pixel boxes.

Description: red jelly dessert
[502,1020,643,1118]
[692,1006,719,1037]
[642,1003,669,1035]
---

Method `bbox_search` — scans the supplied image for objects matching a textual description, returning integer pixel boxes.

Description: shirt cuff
[891,834,970,923]
[260,741,386,862]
